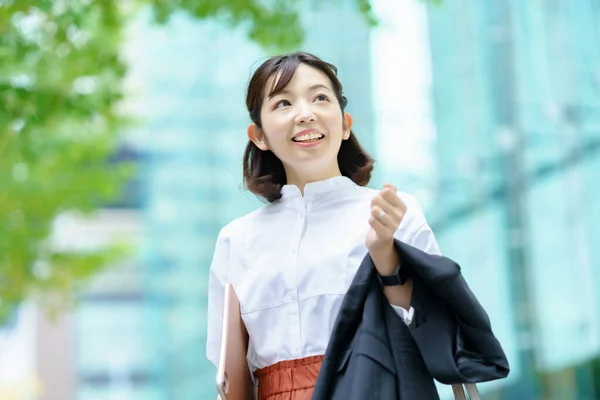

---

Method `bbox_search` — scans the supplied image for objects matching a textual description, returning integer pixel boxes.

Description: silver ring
[377,210,386,221]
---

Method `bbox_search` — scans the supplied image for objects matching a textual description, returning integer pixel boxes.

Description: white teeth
[293,133,324,142]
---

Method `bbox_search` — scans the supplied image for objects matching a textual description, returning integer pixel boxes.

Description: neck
[284,167,343,195]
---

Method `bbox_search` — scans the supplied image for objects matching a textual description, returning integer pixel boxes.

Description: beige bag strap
[452,383,481,400]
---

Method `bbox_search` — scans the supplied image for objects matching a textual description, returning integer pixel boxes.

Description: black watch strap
[376,263,407,286]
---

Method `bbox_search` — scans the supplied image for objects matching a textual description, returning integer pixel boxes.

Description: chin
[293,156,338,172]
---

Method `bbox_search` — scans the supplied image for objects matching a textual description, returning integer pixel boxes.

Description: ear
[247,123,269,151]
[342,112,353,140]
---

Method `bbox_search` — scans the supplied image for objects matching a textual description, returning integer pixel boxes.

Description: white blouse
[206,176,441,373]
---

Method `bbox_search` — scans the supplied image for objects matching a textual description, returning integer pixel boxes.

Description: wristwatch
[376,263,408,286]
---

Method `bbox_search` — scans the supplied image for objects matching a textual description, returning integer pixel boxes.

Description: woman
[206,52,495,399]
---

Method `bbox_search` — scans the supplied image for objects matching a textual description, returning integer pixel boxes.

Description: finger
[380,183,399,203]
[369,215,394,240]
[380,186,406,212]
[371,205,397,230]
[371,195,403,223]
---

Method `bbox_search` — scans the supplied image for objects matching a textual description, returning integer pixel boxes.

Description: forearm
[369,242,413,309]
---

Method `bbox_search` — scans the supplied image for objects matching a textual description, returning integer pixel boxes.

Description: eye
[274,99,291,109]
[314,94,330,102]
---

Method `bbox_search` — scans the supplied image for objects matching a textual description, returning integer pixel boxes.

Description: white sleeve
[390,304,415,326]
[205,227,232,368]
[396,193,441,256]
[409,223,442,256]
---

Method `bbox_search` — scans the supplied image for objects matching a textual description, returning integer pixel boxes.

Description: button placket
[288,201,306,357]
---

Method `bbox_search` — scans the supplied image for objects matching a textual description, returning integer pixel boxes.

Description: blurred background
[1,0,599,399]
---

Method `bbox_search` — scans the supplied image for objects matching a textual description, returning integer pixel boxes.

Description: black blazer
[312,240,510,399]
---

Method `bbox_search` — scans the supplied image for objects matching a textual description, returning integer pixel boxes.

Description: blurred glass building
[423,1,600,399]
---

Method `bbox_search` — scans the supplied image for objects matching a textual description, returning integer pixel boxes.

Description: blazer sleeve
[396,240,510,384]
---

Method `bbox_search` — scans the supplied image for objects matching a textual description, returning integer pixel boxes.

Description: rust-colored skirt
[255,355,324,400]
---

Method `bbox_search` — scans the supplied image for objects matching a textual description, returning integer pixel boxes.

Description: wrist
[369,241,399,275]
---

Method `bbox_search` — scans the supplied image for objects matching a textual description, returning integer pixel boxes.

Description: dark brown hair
[243,52,374,202]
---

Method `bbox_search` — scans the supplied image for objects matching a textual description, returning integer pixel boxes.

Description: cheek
[262,120,290,144]
[260,128,287,153]
[262,128,286,147]
[325,114,345,136]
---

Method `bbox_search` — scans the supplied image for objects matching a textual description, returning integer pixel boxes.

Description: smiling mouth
[292,133,325,143]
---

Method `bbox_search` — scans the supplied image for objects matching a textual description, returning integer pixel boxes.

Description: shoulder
[211,203,283,281]
[216,201,281,244]
[397,191,427,222]
[392,190,430,235]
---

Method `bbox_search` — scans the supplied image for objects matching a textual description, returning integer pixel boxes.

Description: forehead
[265,63,333,98]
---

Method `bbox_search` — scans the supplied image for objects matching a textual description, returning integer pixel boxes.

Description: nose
[294,101,316,124]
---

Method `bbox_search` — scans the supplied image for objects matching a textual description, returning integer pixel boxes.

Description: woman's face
[248,63,352,184]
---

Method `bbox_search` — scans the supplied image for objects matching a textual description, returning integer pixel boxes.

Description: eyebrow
[268,84,332,100]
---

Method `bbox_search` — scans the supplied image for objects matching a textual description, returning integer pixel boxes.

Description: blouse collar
[280,175,357,201]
